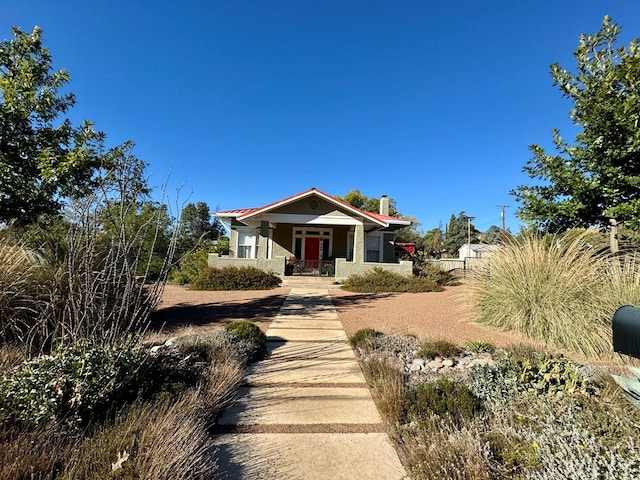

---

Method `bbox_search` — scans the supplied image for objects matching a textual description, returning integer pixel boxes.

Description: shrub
[170,247,211,285]
[517,353,589,398]
[224,320,267,361]
[173,329,255,365]
[416,339,462,359]
[468,358,520,405]
[0,341,154,428]
[483,431,540,471]
[406,379,483,426]
[349,328,383,350]
[469,233,618,358]
[192,266,281,290]
[341,267,443,293]
[415,259,459,286]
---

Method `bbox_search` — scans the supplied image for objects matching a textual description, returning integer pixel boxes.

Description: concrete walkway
[214,288,408,479]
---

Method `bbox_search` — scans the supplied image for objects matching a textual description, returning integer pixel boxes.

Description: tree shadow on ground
[329,292,397,312]
[149,293,289,333]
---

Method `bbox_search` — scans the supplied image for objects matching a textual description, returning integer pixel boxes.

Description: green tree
[443,212,479,256]
[513,16,640,231]
[423,225,444,258]
[341,189,367,210]
[341,189,400,216]
[97,144,172,280]
[176,202,220,255]
[0,26,103,224]
[483,225,511,245]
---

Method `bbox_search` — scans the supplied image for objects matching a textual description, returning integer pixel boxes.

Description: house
[209,188,413,280]
[458,243,501,259]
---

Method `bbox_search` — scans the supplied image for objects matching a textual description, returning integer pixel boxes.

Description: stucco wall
[208,255,286,276]
[334,259,413,281]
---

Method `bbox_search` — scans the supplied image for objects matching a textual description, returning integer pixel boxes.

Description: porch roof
[214,188,411,228]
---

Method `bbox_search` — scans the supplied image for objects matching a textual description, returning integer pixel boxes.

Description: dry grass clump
[0,335,245,479]
[0,237,50,348]
[361,356,406,423]
[469,233,640,358]
[0,391,219,480]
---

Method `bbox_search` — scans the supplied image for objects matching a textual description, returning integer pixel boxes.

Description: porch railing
[285,258,335,276]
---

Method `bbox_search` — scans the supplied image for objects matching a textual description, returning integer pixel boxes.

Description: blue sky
[3,1,640,234]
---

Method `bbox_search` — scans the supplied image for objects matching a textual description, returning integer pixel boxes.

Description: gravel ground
[331,284,530,347]
[153,283,528,348]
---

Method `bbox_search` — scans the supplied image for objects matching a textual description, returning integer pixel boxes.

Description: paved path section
[214,288,408,479]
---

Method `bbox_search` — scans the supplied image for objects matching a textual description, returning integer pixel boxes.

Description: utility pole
[466,215,475,258]
[497,205,509,245]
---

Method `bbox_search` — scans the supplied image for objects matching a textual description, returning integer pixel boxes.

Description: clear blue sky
[3,1,640,234]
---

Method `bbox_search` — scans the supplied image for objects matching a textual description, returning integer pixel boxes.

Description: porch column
[354,222,365,263]
[258,221,270,259]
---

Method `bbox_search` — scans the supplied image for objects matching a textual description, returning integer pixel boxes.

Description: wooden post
[610,218,619,253]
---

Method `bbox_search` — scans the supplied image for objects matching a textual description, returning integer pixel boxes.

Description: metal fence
[285,259,335,276]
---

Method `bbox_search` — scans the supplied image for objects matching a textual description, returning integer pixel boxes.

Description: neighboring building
[209,188,413,280]
[458,243,501,259]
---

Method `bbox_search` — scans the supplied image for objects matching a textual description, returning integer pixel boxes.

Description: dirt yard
[152,283,528,347]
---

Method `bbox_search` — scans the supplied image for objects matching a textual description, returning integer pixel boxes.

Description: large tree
[443,212,480,256]
[513,16,640,231]
[0,26,102,225]
[340,189,400,216]
[176,201,221,255]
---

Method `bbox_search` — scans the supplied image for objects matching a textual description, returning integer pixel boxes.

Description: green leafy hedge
[341,267,443,293]
[192,266,282,290]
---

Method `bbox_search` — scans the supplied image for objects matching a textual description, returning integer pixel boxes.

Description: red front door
[304,237,320,269]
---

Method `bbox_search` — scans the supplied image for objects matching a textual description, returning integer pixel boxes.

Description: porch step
[281,276,341,289]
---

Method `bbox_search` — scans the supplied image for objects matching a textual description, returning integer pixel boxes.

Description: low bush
[341,267,443,293]
[0,341,152,428]
[406,379,483,426]
[416,339,462,359]
[192,266,282,290]
[467,358,520,405]
[173,329,255,365]
[224,320,267,361]
[349,328,383,350]
[170,247,211,285]
[414,259,459,286]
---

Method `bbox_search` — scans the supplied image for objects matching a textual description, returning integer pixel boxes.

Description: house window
[237,229,256,259]
[366,235,381,262]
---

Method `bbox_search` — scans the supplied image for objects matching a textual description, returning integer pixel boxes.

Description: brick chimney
[379,195,389,216]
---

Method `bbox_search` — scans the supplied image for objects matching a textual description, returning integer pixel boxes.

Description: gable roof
[215,188,411,228]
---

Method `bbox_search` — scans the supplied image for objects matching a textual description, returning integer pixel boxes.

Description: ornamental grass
[469,233,640,359]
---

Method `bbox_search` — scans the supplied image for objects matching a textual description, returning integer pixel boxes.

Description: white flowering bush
[0,340,150,427]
